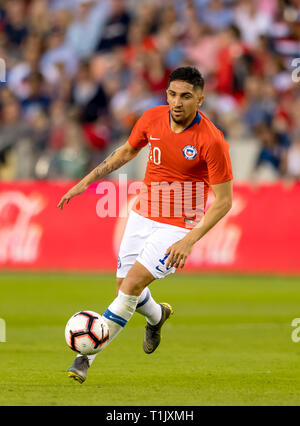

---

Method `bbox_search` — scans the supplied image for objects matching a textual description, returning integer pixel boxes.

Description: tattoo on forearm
[93,149,126,179]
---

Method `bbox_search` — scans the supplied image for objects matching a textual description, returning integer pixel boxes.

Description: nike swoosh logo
[155,266,164,273]
[150,136,160,140]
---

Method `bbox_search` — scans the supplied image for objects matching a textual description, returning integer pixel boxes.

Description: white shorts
[117,210,189,280]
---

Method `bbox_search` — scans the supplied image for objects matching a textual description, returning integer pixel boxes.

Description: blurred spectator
[0,96,36,179]
[27,0,51,36]
[155,27,185,70]
[243,76,272,130]
[97,0,131,52]
[48,100,68,151]
[4,0,28,47]
[253,121,290,179]
[253,124,282,180]
[142,51,171,101]
[200,0,234,31]
[123,21,156,66]
[215,24,250,98]
[40,28,78,85]
[0,97,25,157]
[109,77,160,134]
[53,120,90,179]
[234,0,272,47]
[183,23,219,76]
[71,60,108,123]
[284,130,300,180]
[271,4,300,60]
[133,1,158,36]
[21,71,51,118]
[66,0,110,59]
[8,34,42,99]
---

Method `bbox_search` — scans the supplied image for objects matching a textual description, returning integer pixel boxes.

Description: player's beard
[171,115,184,124]
[170,110,186,124]
[170,110,193,126]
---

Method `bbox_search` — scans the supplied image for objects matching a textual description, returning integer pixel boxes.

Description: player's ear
[198,95,205,108]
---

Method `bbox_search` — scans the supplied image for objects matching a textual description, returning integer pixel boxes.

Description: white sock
[102,290,139,343]
[76,290,160,365]
[76,291,139,366]
[136,288,162,325]
[77,353,97,365]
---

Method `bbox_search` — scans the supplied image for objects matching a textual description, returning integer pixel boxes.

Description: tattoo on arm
[93,149,127,179]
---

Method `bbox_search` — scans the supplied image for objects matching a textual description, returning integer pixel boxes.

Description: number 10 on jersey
[149,143,161,165]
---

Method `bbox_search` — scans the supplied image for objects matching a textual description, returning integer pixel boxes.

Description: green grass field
[1,272,300,406]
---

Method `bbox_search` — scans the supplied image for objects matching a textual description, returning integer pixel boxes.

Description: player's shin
[136,287,162,325]
[103,290,139,343]
[74,291,139,367]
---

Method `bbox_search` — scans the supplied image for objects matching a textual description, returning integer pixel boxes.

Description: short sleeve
[128,113,149,149]
[205,135,233,185]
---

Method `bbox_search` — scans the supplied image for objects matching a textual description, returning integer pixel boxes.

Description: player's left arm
[165,180,233,269]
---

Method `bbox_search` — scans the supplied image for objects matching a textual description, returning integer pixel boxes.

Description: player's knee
[120,278,146,297]
[119,261,154,296]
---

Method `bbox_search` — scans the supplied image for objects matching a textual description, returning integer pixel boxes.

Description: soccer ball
[65,310,109,355]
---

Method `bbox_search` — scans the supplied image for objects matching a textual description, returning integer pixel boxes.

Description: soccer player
[58,67,233,383]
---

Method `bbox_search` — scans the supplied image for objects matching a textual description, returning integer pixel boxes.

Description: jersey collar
[168,110,202,132]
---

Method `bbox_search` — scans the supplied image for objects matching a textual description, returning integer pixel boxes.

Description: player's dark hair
[168,67,205,91]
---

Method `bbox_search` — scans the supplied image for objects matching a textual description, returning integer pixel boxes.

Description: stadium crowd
[0,0,299,181]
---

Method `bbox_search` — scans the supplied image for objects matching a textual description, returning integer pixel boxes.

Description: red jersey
[128,105,233,229]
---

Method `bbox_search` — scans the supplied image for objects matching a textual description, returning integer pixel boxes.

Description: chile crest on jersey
[182,145,198,160]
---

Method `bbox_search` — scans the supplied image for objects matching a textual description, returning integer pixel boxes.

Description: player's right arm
[57,141,140,210]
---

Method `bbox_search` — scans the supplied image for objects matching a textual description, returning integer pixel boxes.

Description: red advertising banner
[0,180,299,275]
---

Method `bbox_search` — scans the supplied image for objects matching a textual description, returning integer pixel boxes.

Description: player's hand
[57,185,87,210]
[165,237,194,269]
